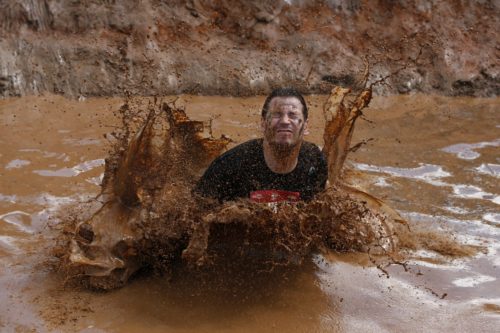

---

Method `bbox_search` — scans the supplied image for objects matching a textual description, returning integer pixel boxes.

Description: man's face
[262,96,308,151]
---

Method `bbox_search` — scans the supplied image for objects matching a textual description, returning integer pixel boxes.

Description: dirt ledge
[0,0,498,98]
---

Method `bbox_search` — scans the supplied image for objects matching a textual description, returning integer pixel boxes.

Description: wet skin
[262,96,309,150]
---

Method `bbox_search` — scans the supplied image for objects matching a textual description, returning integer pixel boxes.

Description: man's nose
[278,113,292,124]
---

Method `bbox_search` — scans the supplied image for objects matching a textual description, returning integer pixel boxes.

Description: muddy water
[1,94,499,332]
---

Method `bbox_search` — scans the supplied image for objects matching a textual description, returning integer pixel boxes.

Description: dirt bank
[0,0,498,98]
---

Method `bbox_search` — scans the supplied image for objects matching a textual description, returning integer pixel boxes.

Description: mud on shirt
[195,139,328,202]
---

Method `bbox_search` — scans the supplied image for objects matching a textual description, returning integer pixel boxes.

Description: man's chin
[268,141,298,155]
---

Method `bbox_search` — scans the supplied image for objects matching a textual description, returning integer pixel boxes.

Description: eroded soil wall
[1,0,498,98]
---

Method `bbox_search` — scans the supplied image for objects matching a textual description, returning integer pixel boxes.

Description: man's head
[261,88,309,153]
[261,88,308,120]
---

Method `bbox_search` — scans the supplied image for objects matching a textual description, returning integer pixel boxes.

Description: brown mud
[1,94,499,332]
[1,0,498,98]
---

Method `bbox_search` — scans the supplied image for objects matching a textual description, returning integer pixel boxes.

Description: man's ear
[260,117,266,133]
[303,119,310,135]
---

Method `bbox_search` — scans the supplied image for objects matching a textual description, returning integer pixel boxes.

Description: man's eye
[269,112,301,120]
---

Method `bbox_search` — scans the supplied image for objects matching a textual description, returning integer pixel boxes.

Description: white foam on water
[33,158,105,177]
[412,249,442,259]
[408,259,466,270]
[33,193,83,207]
[0,235,20,254]
[32,194,94,229]
[407,249,469,270]
[451,184,500,205]
[452,274,496,287]
[33,168,75,177]
[0,193,88,208]
[62,138,101,146]
[401,211,499,236]
[86,173,104,186]
[0,208,71,234]
[453,233,498,261]
[373,176,391,187]
[354,163,451,185]
[442,206,469,215]
[453,233,495,248]
[493,253,500,267]
[441,139,500,160]
[475,163,500,178]
[5,159,31,169]
[467,298,500,317]
[452,184,488,198]
[18,148,41,152]
[0,211,34,234]
[488,242,500,268]
[401,211,452,224]
[18,148,62,158]
[468,297,500,306]
[316,254,444,309]
[0,193,17,203]
[356,160,500,205]
[483,213,500,225]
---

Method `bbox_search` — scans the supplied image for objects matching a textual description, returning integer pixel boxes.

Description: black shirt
[195,139,328,202]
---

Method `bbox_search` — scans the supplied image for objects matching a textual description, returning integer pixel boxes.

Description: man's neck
[262,140,302,174]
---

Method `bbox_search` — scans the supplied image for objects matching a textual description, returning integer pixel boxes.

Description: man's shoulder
[215,138,262,162]
[300,141,324,156]
[203,139,262,175]
[298,141,327,173]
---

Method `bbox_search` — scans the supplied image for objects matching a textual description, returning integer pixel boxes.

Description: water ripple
[33,158,105,177]
[355,163,500,205]
[354,163,451,185]
[452,274,496,287]
[441,139,500,160]
[0,211,33,234]
[475,163,500,178]
[5,159,31,169]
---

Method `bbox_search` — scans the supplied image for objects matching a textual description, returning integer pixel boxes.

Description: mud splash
[58,87,473,290]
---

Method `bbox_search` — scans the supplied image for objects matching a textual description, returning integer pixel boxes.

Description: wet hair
[261,87,308,120]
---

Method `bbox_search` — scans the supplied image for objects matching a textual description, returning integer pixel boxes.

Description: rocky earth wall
[0,0,498,98]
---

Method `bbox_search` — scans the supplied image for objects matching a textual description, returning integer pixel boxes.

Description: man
[195,87,328,203]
